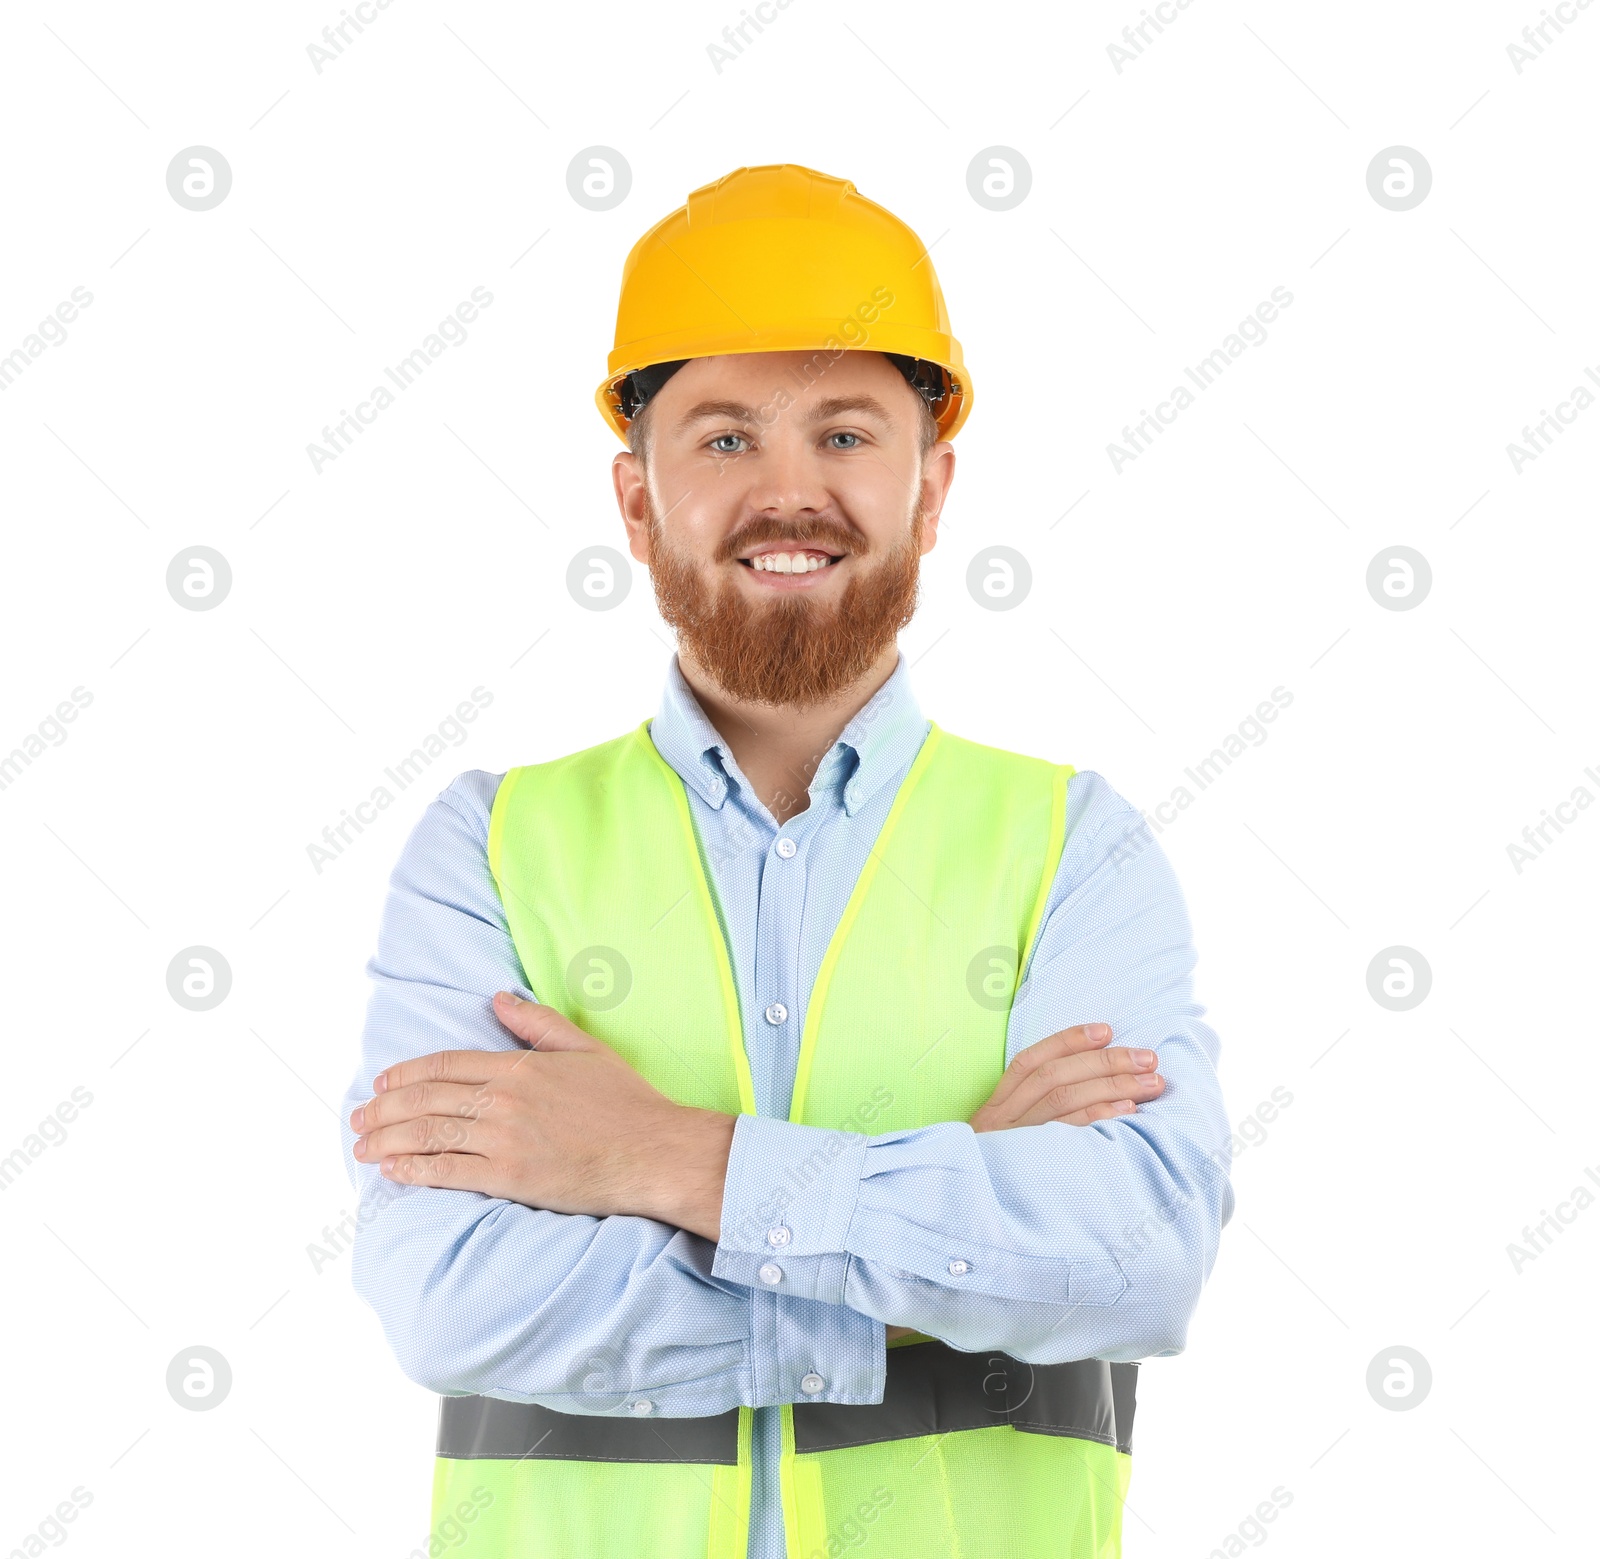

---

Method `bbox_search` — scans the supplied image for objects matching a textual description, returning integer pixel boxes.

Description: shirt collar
[649,650,928,818]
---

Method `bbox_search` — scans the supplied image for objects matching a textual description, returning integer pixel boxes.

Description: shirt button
[764,1002,788,1025]
[775,837,797,859]
[766,1226,792,1247]
[758,1263,784,1285]
[845,785,862,808]
[948,1258,971,1276]
[629,1399,654,1416]
[800,1372,825,1395]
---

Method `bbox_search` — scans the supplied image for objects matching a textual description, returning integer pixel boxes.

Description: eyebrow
[671,393,899,436]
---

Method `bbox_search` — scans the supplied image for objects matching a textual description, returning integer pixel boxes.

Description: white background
[2,2,1595,1555]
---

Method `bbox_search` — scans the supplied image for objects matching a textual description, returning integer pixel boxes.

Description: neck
[677,642,900,824]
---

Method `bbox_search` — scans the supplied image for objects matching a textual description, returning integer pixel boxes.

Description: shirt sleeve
[710,770,1235,1364]
[341,771,886,1414]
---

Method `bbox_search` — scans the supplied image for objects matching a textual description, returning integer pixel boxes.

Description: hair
[625,395,658,464]
[626,362,941,469]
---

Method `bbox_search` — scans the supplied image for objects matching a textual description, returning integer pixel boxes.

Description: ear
[613,449,655,565]
[917,440,956,553]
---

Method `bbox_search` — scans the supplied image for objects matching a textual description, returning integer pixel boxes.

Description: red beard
[645,500,924,708]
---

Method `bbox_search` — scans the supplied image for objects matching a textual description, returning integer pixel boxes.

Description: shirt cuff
[765,1292,887,1406]
[712,1114,869,1306]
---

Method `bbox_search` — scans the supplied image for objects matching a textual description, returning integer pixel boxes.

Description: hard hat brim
[597,329,970,446]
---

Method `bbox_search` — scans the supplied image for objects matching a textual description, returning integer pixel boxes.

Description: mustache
[713,517,865,562]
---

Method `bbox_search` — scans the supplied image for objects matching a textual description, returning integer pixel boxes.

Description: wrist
[637,1105,737,1240]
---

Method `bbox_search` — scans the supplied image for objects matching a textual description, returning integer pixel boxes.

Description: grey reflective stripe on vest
[438,1394,741,1465]
[438,1344,1137,1463]
[793,1344,1136,1456]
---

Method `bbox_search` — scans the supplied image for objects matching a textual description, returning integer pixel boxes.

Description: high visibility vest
[434,717,1137,1558]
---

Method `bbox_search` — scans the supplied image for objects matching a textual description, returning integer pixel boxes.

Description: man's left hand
[349,993,736,1238]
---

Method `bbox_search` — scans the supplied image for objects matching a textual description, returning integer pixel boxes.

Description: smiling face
[613,349,956,708]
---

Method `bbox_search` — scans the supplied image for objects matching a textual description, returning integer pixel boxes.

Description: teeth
[749,552,835,573]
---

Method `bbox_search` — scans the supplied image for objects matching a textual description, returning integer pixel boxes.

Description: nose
[731,424,833,520]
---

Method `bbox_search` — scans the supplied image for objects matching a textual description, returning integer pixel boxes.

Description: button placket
[753,797,814,1060]
[728,769,836,1407]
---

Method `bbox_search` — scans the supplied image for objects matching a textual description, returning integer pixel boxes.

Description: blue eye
[709,433,746,454]
[828,432,862,449]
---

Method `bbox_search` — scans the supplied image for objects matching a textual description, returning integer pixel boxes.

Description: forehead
[652,349,915,433]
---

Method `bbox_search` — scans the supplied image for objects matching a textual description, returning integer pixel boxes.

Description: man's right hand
[883,1024,1158,1344]
[968,1022,1164,1132]
[883,1025,1162,1343]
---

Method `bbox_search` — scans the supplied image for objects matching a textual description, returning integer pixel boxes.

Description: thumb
[491,992,606,1052]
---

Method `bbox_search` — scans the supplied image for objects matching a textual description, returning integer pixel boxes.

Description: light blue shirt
[340,650,1233,1559]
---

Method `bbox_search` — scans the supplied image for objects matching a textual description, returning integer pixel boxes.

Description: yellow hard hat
[596,163,972,445]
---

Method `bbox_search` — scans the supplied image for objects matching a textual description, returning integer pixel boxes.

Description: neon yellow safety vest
[435,717,1137,1558]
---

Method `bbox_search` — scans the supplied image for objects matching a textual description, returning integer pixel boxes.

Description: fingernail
[351,1105,365,1130]
[496,991,525,1006]
[1086,1023,1111,1041]
[1131,1049,1157,1069]
[373,1073,389,1094]
[1113,1100,1135,1114]
[1140,1072,1164,1091]
[353,1136,365,1157]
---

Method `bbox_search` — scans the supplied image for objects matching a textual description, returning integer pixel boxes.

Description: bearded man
[340,163,1233,1559]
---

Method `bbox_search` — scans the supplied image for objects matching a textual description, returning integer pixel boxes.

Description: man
[340,163,1233,1559]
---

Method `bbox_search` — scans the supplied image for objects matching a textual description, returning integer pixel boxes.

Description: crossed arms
[339,769,1235,1413]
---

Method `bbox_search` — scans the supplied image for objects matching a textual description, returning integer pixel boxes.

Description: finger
[981,1023,1115,1113]
[356,1113,490,1164]
[993,1046,1157,1125]
[351,1078,491,1135]
[373,1047,522,1097]
[379,1151,492,1191]
[1008,1070,1164,1129]
[490,994,609,1054]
